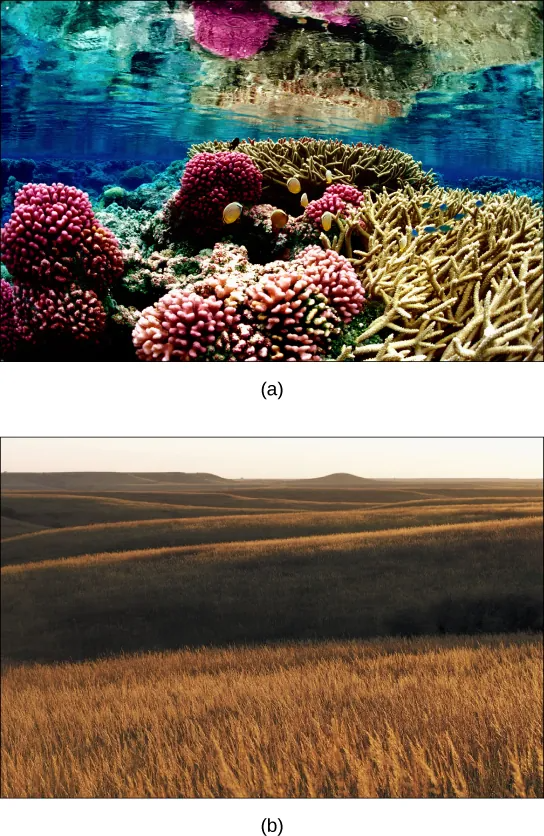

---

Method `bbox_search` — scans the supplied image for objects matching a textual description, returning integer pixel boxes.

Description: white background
[1,797,543,834]
[2,360,543,436]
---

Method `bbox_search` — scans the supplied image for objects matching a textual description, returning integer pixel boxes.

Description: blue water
[1,1,542,185]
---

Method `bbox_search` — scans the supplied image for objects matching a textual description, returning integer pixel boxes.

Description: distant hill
[1,472,541,494]
[304,473,372,486]
[0,472,230,491]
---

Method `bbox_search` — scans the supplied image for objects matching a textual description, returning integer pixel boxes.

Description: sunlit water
[2,0,543,185]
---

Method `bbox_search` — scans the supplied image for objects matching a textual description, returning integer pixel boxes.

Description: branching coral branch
[337,189,543,361]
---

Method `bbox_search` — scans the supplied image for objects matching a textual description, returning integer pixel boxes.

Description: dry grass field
[2,636,542,798]
[1,474,543,798]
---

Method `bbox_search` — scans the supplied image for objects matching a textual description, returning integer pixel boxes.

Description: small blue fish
[411,228,419,237]
[439,203,448,211]
[454,212,465,220]
[421,202,432,208]
[423,225,436,233]
[439,224,452,232]
[475,200,483,207]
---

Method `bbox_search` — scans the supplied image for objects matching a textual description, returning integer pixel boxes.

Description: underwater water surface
[1,0,543,362]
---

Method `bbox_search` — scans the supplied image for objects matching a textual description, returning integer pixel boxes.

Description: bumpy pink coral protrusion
[293,245,365,322]
[248,267,335,361]
[1,278,18,358]
[132,287,253,361]
[1,183,123,295]
[166,152,263,233]
[15,283,106,343]
[304,183,364,228]
[193,0,277,60]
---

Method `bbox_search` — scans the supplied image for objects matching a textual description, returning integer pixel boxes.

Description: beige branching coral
[332,188,543,361]
[188,138,435,195]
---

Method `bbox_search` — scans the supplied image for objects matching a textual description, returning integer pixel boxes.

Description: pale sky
[0,438,541,479]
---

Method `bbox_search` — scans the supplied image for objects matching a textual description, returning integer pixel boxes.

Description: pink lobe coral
[15,283,106,343]
[304,183,364,228]
[293,245,365,322]
[247,267,337,361]
[133,288,248,361]
[1,278,18,358]
[1,183,123,295]
[194,0,277,60]
[166,152,263,234]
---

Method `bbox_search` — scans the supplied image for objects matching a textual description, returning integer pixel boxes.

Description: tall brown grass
[1,635,542,798]
[2,517,542,662]
[2,501,540,565]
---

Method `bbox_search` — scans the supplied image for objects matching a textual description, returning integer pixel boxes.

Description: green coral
[102,186,128,208]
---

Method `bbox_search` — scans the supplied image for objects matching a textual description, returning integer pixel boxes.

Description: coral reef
[188,139,435,201]
[333,188,543,361]
[459,176,543,207]
[14,283,106,345]
[0,278,18,359]
[1,183,123,295]
[165,152,263,234]
[93,205,156,252]
[119,165,158,191]
[120,245,205,300]
[131,241,365,361]
[2,144,541,362]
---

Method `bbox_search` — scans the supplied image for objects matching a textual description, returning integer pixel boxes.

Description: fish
[271,209,288,230]
[300,193,309,208]
[439,224,452,232]
[325,170,333,184]
[411,229,419,237]
[222,201,243,224]
[453,212,465,220]
[421,202,432,208]
[287,176,301,194]
[439,203,448,211]
[423,225,437,233]
[229,137,240,150]
[321,211,334,232]
[475,199,483,206]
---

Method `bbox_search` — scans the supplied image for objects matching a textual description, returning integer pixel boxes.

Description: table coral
[1,182,123,296]
[188,138,434,196]
[165,151,263,235]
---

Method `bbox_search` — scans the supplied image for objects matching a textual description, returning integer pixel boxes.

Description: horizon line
[1,471,542,481]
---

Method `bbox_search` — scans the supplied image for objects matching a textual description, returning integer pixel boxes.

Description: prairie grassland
[1,635,542,798]
[2,500,541,565]
[2,517,542,662]
[80,484,544,507]
[0,492,284,535]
